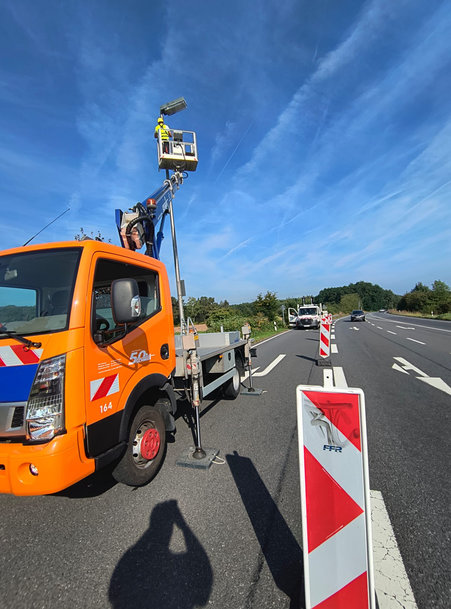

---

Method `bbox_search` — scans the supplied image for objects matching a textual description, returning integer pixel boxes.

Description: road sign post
[296,385,375,609]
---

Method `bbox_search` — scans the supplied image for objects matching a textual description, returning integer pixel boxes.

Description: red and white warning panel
[318,316,331,364]
[0,345,43,366]
[90,374,120,401]
[296,385,375,609]
[316,315,332,366]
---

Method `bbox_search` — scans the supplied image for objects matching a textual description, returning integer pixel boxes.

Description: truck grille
[11,406,25,428]
[0,402,27,437]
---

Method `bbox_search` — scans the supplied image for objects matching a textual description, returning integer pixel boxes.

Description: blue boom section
[115,173,182,260]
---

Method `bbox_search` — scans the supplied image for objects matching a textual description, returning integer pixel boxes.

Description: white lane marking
[256,330,290,345]
[396,326,415,330]
[253,354,286,377]
[377,326,383,329]
[406,337,426,345]
[386,331,397,335]
[417,376,451,395]
[331,344,338,353]
[371,490,418,609]
[243,367,260,380]
[372,316,451,333]
[349,327,360,331]
[392,363,409,375]
[323,369,334,388]
[331,334,336,339]
[332,366,348,387]
[393,357,427,377]
[392,357,451,395]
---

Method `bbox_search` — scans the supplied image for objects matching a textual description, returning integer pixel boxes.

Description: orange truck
[0,155,251,495]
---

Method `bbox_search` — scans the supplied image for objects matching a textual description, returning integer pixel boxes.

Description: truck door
[83,254,174,459]
[288,307,298,327]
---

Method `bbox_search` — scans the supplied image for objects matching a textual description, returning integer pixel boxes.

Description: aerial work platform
[157,129,198,172]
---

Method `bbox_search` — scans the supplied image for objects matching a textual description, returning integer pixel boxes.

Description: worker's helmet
[158,117,164,124]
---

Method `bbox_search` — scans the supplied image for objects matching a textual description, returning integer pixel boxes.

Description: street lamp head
[160,97,187,116]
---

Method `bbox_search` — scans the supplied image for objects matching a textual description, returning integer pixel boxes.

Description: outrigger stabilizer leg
[176,343,219,469]
[240,325,263,396]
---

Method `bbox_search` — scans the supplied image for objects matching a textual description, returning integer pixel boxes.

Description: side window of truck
[91,258,160,343]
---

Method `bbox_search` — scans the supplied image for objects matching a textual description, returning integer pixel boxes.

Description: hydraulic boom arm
[115,171,185,260]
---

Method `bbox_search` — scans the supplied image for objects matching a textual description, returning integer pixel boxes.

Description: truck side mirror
[111,278,142,325]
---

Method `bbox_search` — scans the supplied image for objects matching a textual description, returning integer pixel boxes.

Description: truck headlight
[26,354,66,441]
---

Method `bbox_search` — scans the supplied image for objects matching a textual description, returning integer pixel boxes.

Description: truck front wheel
[113,404,166,487]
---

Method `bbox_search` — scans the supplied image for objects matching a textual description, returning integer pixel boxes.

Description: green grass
[390,310,451,321]
[250,327,289,343]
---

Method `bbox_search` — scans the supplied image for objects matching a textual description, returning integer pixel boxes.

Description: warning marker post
[296,385,376,609]
[317,315,332,366]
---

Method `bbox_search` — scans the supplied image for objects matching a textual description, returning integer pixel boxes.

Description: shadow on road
[295,354,317,364]
[54,463,118,498]
[109,499,212,608]
[226,451,304,609]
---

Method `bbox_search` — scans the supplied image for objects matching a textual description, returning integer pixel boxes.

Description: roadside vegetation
[171,279,450,341]
[395,281,451,320]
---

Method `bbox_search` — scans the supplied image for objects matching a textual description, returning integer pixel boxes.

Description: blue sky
[1,0,450,304]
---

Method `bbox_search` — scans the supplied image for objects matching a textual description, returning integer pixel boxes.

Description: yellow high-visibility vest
[155,123,170,140]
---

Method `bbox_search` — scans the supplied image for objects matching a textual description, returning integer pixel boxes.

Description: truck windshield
[299,308,317,315]
[0,248,81,336]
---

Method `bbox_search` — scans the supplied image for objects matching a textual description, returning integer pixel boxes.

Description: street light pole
[159,98,188,334]
[166,168,186,334]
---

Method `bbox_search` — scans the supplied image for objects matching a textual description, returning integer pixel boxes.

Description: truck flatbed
[174,331,247,380]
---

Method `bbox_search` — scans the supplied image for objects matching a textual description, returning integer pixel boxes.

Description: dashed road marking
[372,316,451,333]
[331,344,338,354]
[406,337,426,345]
[332,366,348,388]
[386,331,397,335]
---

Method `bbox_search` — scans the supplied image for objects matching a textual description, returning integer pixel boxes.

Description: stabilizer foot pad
[240,387,264,396]
[176,447,219,469]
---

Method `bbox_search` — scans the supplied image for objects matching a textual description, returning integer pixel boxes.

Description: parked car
[350,309,366,321]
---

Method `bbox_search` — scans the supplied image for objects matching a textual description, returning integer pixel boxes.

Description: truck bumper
[0,428,95,496]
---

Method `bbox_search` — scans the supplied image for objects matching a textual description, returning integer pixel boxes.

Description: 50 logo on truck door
[129,349,155,365]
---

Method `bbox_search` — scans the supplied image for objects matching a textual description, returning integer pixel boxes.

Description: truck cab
[295,305,322,330]
[0,240,176,495]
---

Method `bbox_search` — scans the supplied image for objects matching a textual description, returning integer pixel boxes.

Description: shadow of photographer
[109,499,213,608]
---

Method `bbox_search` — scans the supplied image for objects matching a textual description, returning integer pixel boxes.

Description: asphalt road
[333,312,451,609]
[0,315,449,608]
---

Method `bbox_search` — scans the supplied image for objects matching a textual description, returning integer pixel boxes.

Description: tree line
[173,279,450,329]
[316,281,399,314]
[397,281,450,315]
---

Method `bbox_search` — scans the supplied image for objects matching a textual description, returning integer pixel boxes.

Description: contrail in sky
[215,121,254,182]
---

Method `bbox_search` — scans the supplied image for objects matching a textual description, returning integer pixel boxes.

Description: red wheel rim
[140,428,160,460]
